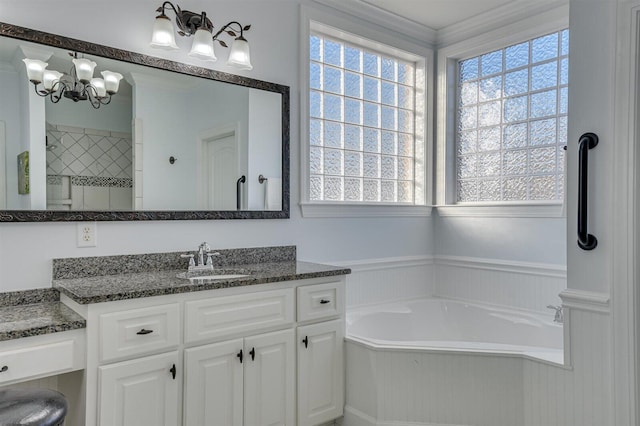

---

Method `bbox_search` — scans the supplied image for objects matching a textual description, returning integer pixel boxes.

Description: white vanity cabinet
[60,275,346,426]
[0,329,85,387]
[296,280,345,426]
[297,320,344,426]
[98,351,180,426]
[183,329,295,426]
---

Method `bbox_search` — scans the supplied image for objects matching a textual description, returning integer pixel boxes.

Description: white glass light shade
[42,70,63,91]
[72,58,97,83]
[22,59,48,83]
[90,78,107,98]
[227,37,252,70]
[101,71,123,94]
[150,15,179,50]
[188,28,217,61]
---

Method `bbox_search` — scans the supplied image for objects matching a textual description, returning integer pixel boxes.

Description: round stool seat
[0,388,67,426]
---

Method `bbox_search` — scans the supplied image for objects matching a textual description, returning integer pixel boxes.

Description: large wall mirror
[0,23,289,221]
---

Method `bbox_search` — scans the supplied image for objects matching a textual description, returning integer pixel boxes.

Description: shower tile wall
[45,123,133,210]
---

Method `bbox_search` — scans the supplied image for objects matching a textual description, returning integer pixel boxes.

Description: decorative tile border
[47,175,62,185]
[47,175,134,188]
[70,176,133,188]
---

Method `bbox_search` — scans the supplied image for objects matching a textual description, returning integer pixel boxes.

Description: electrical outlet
[77,222,97,247]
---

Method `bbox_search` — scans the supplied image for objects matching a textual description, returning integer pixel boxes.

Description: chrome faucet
[197,242,210,267]
[180,242,220,273]
[547,305,564,324]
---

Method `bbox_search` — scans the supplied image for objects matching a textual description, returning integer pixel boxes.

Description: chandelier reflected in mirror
[22,52,123,109]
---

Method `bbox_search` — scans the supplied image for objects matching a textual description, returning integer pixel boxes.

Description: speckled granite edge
[0,302,86,342]
[0,288,59,307]
[53,246,297,279]
[53,260,351,304]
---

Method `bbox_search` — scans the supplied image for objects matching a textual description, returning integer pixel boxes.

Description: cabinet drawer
[0,338,79,384]
[185,288,294,344]
[100,303,180,363]
[297,281,343,323]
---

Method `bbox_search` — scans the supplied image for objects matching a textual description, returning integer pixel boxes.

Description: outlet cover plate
[77,222,97,247]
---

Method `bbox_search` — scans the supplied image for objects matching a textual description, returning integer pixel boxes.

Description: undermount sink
[188,274,250,281]
[176,270,251,281]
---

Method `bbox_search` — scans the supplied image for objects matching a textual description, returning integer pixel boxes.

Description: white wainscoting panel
[331,257,434,308]
[344,304,611,426]
[345,341,524,426]
[435,256,567,313]
[524,308,611,426]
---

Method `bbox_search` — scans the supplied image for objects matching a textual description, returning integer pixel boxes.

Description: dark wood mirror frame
[0,22,290,222]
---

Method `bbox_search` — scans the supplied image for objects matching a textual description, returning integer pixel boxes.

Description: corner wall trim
[559,288,610,313]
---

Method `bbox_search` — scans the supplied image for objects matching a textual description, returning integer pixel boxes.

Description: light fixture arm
[157,1,213,36]
[151,2,252,68]
[212,21,247,46]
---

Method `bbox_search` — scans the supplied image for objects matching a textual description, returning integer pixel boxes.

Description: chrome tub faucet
[547,305,564,324]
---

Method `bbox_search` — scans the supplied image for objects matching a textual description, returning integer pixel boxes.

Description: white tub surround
[345,298,566,426]
[347,298,563,364]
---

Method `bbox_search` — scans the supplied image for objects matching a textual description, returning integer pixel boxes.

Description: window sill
[435,202,564,218]
[300,202,433,218]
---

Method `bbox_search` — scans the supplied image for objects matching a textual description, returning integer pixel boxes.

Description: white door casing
[197,122,242,210]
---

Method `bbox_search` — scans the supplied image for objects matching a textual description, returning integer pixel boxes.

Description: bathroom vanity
[36,245,349,426]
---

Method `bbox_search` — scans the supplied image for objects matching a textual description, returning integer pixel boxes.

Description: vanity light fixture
[22,53,123,109]
[150,1,253,70]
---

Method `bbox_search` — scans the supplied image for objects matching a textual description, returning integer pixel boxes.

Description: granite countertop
[0,289,86,342]
[54,260,351,304]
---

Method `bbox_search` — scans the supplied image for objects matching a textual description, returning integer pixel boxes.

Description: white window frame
[300,5,433,218]
[435,6,569,218]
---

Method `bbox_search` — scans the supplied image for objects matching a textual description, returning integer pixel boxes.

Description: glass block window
[309,32,419,203]
[456,29,568,202]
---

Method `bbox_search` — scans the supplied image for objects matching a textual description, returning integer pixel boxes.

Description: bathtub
[344,298,565,426]
[346,297,563,363]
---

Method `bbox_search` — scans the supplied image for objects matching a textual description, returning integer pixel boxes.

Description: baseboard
[344,406,467,426]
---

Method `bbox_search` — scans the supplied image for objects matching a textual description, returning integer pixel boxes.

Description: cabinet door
[244,329,295,426]
[98,351,179,426]
[297,320,344,426]
[183,338,244,426]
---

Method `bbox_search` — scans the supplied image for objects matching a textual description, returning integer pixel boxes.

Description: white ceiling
[358,0,522,30]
